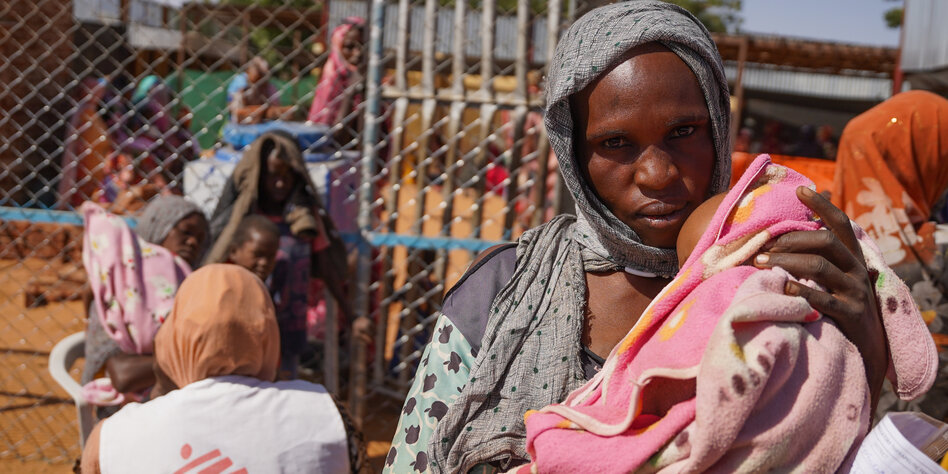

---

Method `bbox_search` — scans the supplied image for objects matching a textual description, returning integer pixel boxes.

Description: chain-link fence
[0,0,588,467]
[2,0,898,468]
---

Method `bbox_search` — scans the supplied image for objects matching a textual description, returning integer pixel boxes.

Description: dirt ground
[0,258,86,469]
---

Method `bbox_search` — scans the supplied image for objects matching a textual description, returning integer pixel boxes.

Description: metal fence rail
[351,0,584,429]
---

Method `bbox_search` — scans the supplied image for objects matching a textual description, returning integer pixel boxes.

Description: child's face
[260,151,297,207]
[676,193,727,267]
[341,27,364,66]
[229,229,280,282]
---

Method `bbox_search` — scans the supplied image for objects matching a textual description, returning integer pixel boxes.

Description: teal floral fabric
[385,314,476,473]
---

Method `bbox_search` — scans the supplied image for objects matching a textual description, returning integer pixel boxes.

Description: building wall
[0,0,76,207]
[902,0,948,72]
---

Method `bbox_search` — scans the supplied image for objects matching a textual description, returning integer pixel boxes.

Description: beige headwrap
[155,264,280,387]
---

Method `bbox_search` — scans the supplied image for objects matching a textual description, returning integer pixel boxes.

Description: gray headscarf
[429,2,731,471]
[136,195,207,246]
[547,0,731,277]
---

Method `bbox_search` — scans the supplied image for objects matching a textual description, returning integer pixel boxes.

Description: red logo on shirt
[174,443,247,474]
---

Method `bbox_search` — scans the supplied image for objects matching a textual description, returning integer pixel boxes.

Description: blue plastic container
[221,121,332,152]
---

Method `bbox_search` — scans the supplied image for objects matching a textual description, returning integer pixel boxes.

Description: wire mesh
[0,0,579,466]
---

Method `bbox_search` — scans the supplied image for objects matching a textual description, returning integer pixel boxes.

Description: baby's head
[227,215,280,282]
[676,193,727,267]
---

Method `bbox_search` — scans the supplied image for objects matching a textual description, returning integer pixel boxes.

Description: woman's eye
[672,126,696,138]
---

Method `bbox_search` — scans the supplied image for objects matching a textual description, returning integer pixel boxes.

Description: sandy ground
[0,258,86,469]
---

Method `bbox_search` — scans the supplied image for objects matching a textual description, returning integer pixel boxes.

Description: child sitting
[519,155,938,473]
[227,215,280,282]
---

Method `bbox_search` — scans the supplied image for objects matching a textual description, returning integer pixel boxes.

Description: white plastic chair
[49,331,94,447]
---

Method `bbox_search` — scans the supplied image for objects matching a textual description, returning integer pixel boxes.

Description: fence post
[353,0,386,427]
[376,0,411,388]
[434,0,469,284]
[501,0,531,240]
[469,0,498,239]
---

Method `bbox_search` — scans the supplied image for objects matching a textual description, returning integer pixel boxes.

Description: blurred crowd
[31,5,948,472]
[735,119,839,159]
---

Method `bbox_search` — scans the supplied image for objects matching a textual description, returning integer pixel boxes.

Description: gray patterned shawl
[429,2,731,472]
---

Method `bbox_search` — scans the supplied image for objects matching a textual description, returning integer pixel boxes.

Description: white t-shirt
[99,375,350,474]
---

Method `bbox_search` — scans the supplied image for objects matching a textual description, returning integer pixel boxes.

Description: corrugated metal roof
[901,0,948,72]
[725,63,892,101]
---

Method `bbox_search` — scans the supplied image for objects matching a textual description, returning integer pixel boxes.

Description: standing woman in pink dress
[307,17,365,146]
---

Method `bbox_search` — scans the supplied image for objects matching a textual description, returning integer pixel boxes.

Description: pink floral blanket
[80,202,191,405]
[517,155,937,473]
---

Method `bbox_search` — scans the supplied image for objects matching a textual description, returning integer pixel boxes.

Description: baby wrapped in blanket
[517,155,938,473]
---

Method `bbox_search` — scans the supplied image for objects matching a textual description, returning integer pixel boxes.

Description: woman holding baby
[386,2,931,472]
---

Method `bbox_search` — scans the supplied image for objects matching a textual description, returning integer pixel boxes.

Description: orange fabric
[831,90,948,268]
[155,264,280,388]
[731,152,835,193]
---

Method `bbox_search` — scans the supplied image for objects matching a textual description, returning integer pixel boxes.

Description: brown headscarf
[205,131,329,264]
[832,90,948,269]
[155,264,280,387]
[203,131,351,317]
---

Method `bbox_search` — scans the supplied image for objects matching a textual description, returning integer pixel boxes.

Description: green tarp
[167,69,320,150]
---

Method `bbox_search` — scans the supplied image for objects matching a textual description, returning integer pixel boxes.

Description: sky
[740,0,902,47]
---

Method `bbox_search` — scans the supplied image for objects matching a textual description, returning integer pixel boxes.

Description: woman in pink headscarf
[307,17,365,137]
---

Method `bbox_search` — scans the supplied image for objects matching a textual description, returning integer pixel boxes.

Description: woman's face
[160,212,208,267]
[572,44,716,249]
[247,65,262,85]
[341,27,364,66]
[261,151,297,206]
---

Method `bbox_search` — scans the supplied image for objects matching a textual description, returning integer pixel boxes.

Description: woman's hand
[753,186,887,409]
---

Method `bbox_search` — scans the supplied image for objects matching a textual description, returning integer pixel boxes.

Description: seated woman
[518,155,937,472]
[227,56,292,124]
[81,195,208,411]
[58,77,112,210]
[80,264,362,473]
[115,75,199,193]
